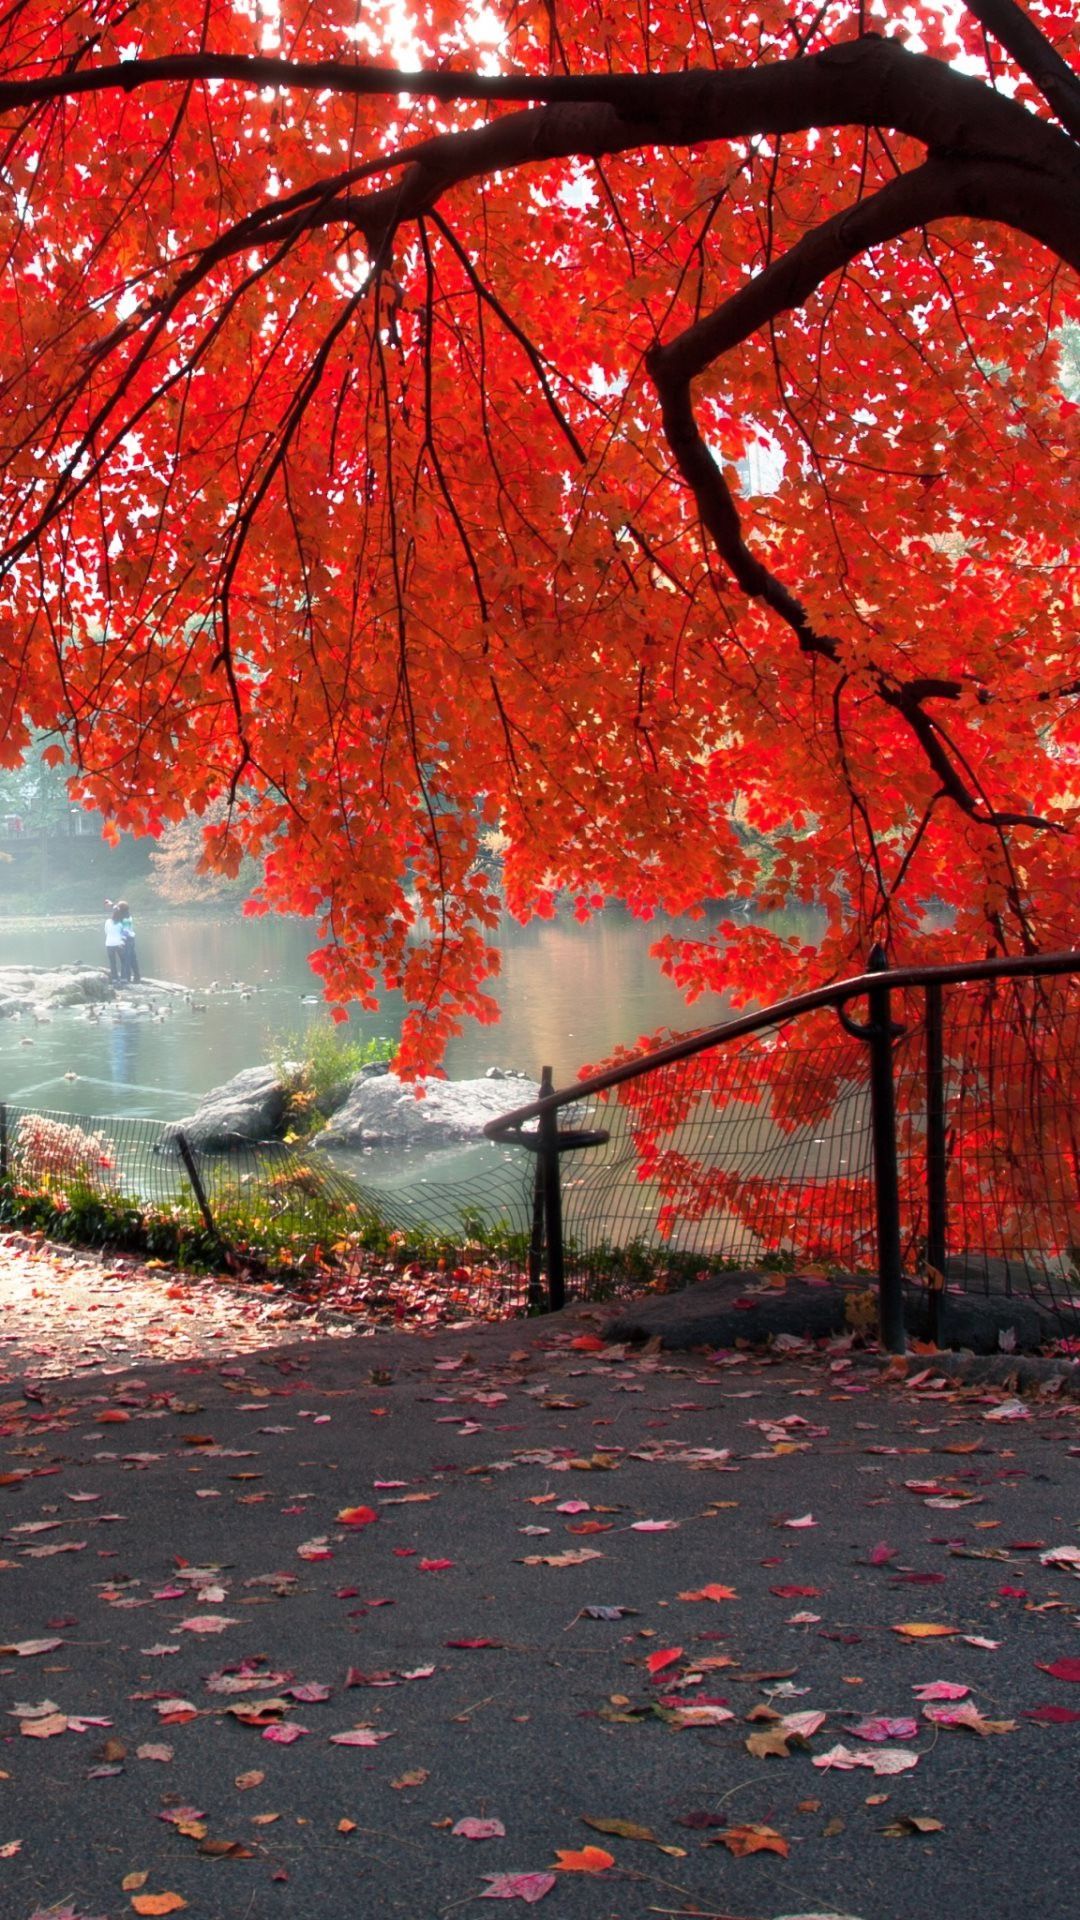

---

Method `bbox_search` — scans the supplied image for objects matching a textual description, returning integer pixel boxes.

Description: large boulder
[166,1065,290,1150]
[0,964,115,1012]
[321,1074,539,1151]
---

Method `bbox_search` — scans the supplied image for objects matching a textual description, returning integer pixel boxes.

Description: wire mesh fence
[2,957,1077,1331]
[0,1100,541,1318]
[487,956,1080,1332]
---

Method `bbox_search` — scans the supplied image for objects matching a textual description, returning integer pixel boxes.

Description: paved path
[0,1231,346,1379]
[1,1278,1078,1920]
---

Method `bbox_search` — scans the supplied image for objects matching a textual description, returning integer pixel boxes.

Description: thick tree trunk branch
[963,0,1080,142]
[646,155,1068,832]
[1,37,1076,184]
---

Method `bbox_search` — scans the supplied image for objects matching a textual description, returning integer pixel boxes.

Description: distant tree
[0,1,1076,1069]
[148,804,255,907]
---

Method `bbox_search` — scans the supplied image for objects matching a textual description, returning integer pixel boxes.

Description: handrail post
[0,1103,7,1180]
[867,946,906,1354]
[527,1068,552,1311]
[537,1067,565,1313]
[924,980,947,1346]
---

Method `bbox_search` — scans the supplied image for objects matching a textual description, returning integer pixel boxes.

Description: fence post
[174,1129,217,1239]
[537,1067,565,1313]
[866,945,906,1355]
[526,1068,552,1312]
[0,1103,7,1180]
[924,980,947,1346]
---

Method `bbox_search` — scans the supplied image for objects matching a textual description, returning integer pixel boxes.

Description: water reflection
[0,901,824,1126]
[108,1014,140,1089]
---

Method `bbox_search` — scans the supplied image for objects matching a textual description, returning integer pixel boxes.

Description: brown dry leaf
[251,1813,280,1826]
[234,1769,264,1790]
[745,1727,791,1759]
[520,1549,604,1568]
[581,1816,657,1843]
[121,1873,148,1892]
[131,1897,188,1917]
[883,1815,945,1837]
[711,1823,789,1859]
[20,1712,67,1739]
[797,1799,821,1814]
[338,1819,357,1834]
[173,1820,207,1841]
[823,1816,845,1838]
[198,1838,254,1858]
[392,1769,429,1789]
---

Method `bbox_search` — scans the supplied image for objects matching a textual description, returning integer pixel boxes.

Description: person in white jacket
[104,904,125,982]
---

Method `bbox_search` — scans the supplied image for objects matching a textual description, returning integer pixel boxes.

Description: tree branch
[646,153,1071,832]
[962,0,1080,143]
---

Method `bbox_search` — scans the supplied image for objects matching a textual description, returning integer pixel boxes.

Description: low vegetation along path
[0,1232,1079,1920]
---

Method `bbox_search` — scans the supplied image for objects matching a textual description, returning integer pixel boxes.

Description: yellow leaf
[131,1897,188,1916]
[892,1623,958,1638]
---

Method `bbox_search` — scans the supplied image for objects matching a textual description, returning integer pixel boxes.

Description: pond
[0,900,822,1201]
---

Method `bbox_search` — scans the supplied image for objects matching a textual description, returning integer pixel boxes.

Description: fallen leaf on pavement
[814,1744,919,1774]
[1036,1658,1080,1683]
[710,1823,789,1857]
[645,1646,683,1676]
[552,1845,615,1872]
[479,1871,557,1901]
[581,1816,657,1843]
[882,1815,945,1836]
[520,1550,603,1568]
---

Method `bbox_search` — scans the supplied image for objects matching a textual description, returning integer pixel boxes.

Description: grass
[271,1018,397,1137]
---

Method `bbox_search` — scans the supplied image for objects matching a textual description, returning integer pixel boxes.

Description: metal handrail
[485,949,1080,1139]
[485,947,1080,1348]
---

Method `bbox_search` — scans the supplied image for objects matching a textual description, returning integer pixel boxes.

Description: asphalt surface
[1,1302,1079,1920]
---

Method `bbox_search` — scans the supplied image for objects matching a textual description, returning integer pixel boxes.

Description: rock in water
[320,1075,539,1150]
[165,1065,289,1149]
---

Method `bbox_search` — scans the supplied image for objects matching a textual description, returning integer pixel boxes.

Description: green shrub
[271,1019,397,1136]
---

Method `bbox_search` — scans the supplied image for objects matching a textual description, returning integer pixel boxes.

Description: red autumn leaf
[677,1584,738,1603]
[1023,1705,1080,1724]
[645,1646,684,1675]
[337,1506,378,1527]
[1036,1659,1080,1683]
[480,1873,556,1902]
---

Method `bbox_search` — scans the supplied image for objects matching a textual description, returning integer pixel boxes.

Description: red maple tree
[0,1,1076,1072]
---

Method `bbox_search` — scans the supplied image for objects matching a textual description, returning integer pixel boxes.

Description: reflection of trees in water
[108,1016,141,1089]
